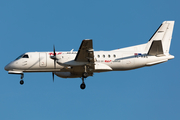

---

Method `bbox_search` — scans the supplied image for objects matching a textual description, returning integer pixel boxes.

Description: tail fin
[145,21,175,56]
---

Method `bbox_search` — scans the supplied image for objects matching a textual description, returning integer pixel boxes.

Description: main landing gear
[80,72,88,90]
[80,65,89,90]
[20,73,24,85]
[80,77,86,89]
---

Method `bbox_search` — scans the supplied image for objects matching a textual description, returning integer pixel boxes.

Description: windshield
[15,54,29,60]
[15,54,24,60]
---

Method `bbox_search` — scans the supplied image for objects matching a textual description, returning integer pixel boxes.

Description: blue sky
[0,0,180,119]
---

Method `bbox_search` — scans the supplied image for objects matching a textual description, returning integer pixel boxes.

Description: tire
[80,83,86,89]
[20,80,24,85]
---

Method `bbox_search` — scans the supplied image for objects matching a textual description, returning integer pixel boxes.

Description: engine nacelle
[54,72,81,78]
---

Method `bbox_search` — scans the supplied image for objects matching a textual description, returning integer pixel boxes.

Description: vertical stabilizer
[145,21,175,55]
[162,21,175,54]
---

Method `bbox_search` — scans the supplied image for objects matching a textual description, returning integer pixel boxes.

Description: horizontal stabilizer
[148,40,163,56]
[146,59,168,66]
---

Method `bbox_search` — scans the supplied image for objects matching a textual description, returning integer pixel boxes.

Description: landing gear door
[39,53,47,67]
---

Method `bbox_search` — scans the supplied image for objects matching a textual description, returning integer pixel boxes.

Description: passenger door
[39,53,47,67]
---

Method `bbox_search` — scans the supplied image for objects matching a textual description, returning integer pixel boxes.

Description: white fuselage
[5,49,174,73]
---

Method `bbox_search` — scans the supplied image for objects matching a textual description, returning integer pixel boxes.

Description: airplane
[4,21,175,89]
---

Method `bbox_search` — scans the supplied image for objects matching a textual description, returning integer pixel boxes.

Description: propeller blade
[53,45,56,68]
[53,45,56,56]
[52,72,54,82]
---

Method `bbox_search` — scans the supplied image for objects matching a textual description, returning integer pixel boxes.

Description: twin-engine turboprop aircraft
[5,21,175,89]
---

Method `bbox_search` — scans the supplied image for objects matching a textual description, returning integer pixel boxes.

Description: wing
[75,39,94,63]
[74,39,95,72]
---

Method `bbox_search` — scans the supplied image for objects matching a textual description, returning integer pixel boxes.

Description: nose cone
[4,64,10,71]
[4,62,13,71]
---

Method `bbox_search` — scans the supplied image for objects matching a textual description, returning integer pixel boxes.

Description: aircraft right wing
[74,39,95,72]
[75,39,94,63]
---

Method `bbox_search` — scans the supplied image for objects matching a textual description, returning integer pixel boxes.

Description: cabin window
[114,54,116,58]
[103,55,105,58]
[97,55,100,58]
[108,55,111,58]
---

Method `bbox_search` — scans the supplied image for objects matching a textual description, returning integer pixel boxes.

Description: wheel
[82,72,88,78]
[20,80,24,85]
[80,83,86,89]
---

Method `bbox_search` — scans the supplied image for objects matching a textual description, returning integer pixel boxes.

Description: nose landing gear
[20,80,24,85]
[20,73,24,85]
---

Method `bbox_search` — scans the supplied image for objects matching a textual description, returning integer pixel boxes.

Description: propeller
[53,45,56,69]
[51,45,56,82]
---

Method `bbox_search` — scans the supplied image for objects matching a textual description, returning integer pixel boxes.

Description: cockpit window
[22,54,29,58]
[15,54,24,60]
[15,54,29,60]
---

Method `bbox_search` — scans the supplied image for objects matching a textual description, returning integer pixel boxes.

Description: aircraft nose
[4,64,10,71]
[4,63,13,71]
